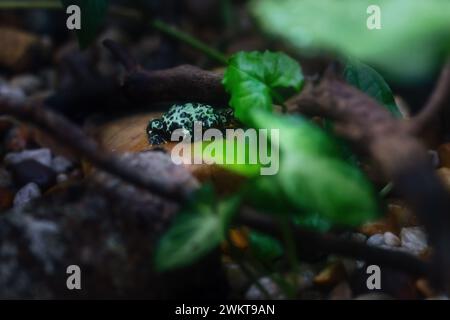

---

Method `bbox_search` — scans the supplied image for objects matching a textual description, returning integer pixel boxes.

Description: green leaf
[250,110,379,226]
[251,0,450,81]
[344,58,402,118]
[249,231,283,261]
[223,51,304,124]
[154,185,240,272]
[61,0,109,49]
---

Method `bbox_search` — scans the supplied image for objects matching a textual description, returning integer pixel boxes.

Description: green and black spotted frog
[147,102,234,145]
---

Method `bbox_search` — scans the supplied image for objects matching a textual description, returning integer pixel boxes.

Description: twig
[407,61,450,134]
[238,209,430,277]
[0,98,190,203]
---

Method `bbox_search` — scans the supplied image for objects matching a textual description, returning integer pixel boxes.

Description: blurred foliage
[251,0,450,81]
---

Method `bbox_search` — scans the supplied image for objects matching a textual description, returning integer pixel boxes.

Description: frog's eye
[150,119,164,130]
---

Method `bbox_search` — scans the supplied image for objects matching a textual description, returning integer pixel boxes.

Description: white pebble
[245,277,285,300]
[51,156,73,173]
[13,183,41,208]
[366,234,384,247]
[383,232,401,247]
[4,149,52,167]
[400,227,428,255]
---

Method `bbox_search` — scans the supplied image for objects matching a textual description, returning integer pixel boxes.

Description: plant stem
[0,1,228,65]
[380,182,394,198]
[0,1,61,9]
[150,19,228,65]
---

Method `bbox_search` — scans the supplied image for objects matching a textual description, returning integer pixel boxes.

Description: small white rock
[383,232,401,247]
[51,156,73,174]
[4,149,52,167]
[0,84,26,104]
[400,227,428,255]
[366,234,385,247]
[13,183,41,208]
[56,174,68,183]
[10,74,42,95]
[245,277,285,300]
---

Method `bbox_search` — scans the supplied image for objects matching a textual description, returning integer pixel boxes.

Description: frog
[147,102,234,145]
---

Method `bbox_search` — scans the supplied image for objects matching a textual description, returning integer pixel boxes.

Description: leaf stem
[0,1,228,65]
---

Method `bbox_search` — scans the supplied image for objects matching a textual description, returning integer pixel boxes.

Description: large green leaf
[223,51,304,124]
[61,0,109,49]
[249,231,283,262]
[154,186,240,271]
[344,58,402,118]
[251,0,450,81]
[250,110,379,226]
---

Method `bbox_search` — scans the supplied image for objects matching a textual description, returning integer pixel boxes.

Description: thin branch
[407,61,450,134]
[0,98,190,203]
[239,209,430,277]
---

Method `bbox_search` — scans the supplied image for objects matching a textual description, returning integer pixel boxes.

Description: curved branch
[0,98,190,203]
[407,62,450,134]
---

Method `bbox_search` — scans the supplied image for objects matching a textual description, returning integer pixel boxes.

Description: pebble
[10,159,57,190]
[366,234,385,247]
[437,143,450,168]
[4,148,52,167]
[13,182,41,208]
[224,263,249,292]
[10,74,42,95]
[245,277,285,300]
[56,173,68,183]
[428,150,440,168]
[400,227,428,255]
[329,281,352,300]
[0,187,14,210]
[383,232,401,247]
[0,83,26,104]
[314,262,346,286]
[0,167,12,188]
[51,156,73,174]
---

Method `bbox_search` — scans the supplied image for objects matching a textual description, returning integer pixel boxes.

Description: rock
[350,233,367,243]
[428,150,440,168]
[224,263,250,292]
[13,182,41,208]
[329,281,352,300]
[56,174,68,184]
[416,278,436,298]
[354,293,393,300]
[386,202,418,228]
[383,232,401,247]
[245,277,285,300]
[400,227,428,255]
[0,187,14,211]
[4,148,52,167]
[366,234,384,247]
[438,143,450,168]
[3,126,30,152]
[10,159,57,190]
[437,167,450,192]
[50,156,73,174]
[10,74,42,95]
[0,167,12,188]
[314,262,346,287]
[0,83,26,104]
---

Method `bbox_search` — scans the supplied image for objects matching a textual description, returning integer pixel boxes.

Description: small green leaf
[249,231,283,261]
[61,0,109,49]
[154,185,240,272]
[223,51,304,124]
[344,58,402,118]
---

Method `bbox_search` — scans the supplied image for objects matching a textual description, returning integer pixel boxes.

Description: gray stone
[56,174,68,183]
[4,149,52,167]
[13,183,41,208]
[0,167,12,188]
[366,234,385,247]
[0,84,26,104]
[51,156,73,174]
[383,232,401,247]
[245,277,285,300]
[400,227,428,255]
[10,75,42,95]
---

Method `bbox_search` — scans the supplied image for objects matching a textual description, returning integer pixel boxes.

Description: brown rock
[437,167,450,192]
[314,262,346,287]
[438,143,450,168]
[0,187,14,211]
[416,278,436,298]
